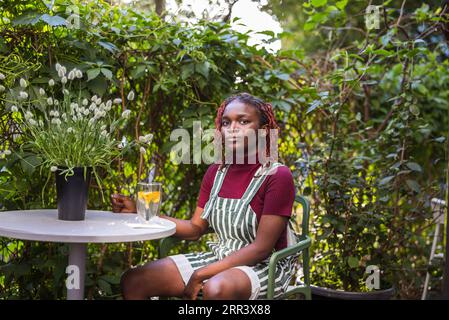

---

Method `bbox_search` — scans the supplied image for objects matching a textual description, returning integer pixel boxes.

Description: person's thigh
[202,268,252,300]
[121,257,185,299]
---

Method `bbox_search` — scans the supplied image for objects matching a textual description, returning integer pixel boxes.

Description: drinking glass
[136,182,162,223]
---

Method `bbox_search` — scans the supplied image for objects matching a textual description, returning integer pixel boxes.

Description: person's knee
[202,278,234,300]
[120,267,142,297]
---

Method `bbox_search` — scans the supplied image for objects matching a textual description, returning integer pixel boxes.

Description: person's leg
[202,268,254,300]
[120,257,185,300]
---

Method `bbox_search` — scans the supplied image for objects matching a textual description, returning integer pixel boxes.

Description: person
[112,92,296,300]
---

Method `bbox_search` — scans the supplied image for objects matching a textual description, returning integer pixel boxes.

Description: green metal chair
[158,194,312,300]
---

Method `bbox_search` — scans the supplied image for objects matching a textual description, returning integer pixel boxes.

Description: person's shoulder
[204,163,220,179]
[268,163,293,180]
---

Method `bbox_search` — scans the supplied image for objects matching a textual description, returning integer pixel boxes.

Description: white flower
[82,98,89,106]
[127,91,135,101]
[113,98,122,104]
[138,136,145,143]
[51,118,61,125]
[91,95,98,102]
[54,99,59,106]
[121,109,131,119]
[49,110,54,117]
[99,102,105,110]
[0,73,5,80]
[55,63,62,72]
[62,113,67,121]
[83,108,90,116]
[106,100,112,109]
[0,85,5,92]
[20,78,27,88]
[67,127,74,133]
[39,88,46,95]
[101,130,108,137]
[100,125,107,131]
[61,76,67,84]
[28,119,37,126]
[25,111,33,119]
[89,103,96,111]
[75,69,83,79]
[19,91,28,99]
[53,110,59,117]
[72,115,78,121]
[68,70,76,80]
[50,166,58,172]
[139,146,146,154]
[118,143,124,149]
[4,150,11,155]
[88,118,95,125]
[48,79,55,87]
[144,133,153,143]
[63,89,69,95]
[47,97,53,105]
[95,97,102,105]
[11,105,18,112]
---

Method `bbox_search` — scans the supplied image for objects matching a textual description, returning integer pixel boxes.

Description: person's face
[220,100,266,156]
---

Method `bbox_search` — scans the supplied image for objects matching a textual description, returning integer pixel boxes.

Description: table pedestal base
[67,243,86,300]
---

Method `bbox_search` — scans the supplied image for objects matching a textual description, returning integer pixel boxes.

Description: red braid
[214,93,279,170]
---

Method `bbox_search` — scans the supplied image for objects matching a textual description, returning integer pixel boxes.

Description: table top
[0,209,176,243]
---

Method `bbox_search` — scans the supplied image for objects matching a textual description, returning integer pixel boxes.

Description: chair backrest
[294,194,310,237]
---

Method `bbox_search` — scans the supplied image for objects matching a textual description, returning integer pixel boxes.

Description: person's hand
[183,271,204,300]
[111,194,137,213]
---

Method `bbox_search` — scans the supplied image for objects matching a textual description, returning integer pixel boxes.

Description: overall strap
[200,165,230,219]
[232,162,284,225]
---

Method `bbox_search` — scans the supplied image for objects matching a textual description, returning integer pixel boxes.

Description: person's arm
[183,214,288,299]
[111,194,209,241]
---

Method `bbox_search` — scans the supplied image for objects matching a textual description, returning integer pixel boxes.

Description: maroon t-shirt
[197,163,295,251]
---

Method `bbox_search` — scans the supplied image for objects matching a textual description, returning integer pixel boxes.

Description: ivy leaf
[405,162,422,173]
[311,0,327,7]
[87,68,101,81]
[100,68,113,80]
[347,256,359,268]
[406,180,420,193]
[379,175,395,186]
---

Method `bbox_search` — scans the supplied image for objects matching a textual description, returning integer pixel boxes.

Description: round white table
[0,209,176,300]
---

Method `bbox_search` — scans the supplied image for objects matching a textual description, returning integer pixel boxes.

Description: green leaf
[87,68,101,81]
[98,41,119,53]
[379,175,394,186]
[336,0,348,10]
[181,63,195,80]
[100,68,113,80]
[348,256,359,268]
[40,14,67,27]
[307,100,322,114]
[406,179,420,193]
[405,162,422,173]
[311,0,327,7]
[195,61,210,79]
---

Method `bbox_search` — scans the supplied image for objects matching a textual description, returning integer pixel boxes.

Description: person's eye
[222,120,229,126]
[240,119,250,125]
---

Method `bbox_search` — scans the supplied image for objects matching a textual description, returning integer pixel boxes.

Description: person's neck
[230,149,260,165]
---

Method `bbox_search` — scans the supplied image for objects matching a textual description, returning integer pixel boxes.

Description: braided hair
[214,92,279,171]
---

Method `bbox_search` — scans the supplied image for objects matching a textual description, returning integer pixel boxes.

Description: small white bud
[0,73,5,80]
[63,89,69,95]
[101,130,108,137]
[67,127,73,133]
[139,146,146,154]
[127,91,135,101]
[68,70,76,80]
[75,69,83,79]
[28,119,37,126]
[53,111,59,117]
[121,109,131,119]
[48,79,55,86]
[19,91,28,99]
[82,98,88,106]
[100,125,107,131]
[20,78,27,88]
[61,76,67,84]
[11,105,18,112]
[0,85,5,92]
[91,95,98,102]
[113,98,122,104]
[39,88,46,95]
[47,97,53,105]
[55,63,62,72]
[50,166,58,172]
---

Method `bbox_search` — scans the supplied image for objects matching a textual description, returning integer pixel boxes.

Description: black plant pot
[55,167,92,221]
[311,285,396,300]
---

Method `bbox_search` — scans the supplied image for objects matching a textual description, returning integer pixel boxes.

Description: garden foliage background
[0,0,448,299]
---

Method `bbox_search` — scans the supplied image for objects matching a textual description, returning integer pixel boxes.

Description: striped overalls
[169,162,297,299]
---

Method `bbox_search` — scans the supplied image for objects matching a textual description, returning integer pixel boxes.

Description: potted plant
[0,64,152,220]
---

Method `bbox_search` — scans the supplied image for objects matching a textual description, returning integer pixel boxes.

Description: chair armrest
[266,236,311,299]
